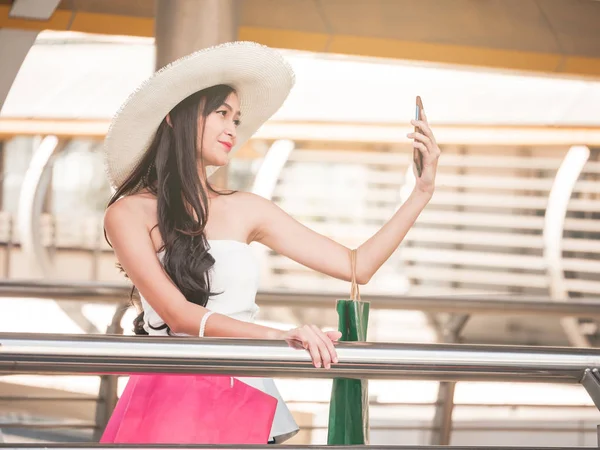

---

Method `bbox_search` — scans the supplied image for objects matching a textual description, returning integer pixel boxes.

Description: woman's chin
[215,158,229,168]
[201,157,229,170]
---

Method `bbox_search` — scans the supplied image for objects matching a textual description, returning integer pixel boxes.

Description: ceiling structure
[0,0,599,79]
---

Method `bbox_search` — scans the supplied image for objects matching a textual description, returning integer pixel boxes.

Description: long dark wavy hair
[106,84,236,335]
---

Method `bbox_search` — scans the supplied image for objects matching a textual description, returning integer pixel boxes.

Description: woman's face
[197,91,240,169]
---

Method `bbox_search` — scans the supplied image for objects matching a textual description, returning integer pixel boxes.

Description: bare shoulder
[228,191,274,215]
[225,191,284,242]
[104,191,157,231]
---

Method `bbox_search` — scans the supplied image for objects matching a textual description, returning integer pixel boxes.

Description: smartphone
[414,96,424,177]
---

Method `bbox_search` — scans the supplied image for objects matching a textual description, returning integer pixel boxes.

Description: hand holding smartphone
[413,96,424,177]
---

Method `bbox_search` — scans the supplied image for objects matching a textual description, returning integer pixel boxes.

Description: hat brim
[104,41,295,189]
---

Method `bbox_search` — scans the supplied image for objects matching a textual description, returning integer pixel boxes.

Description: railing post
[92,301,128,441]
[430,314,469,446]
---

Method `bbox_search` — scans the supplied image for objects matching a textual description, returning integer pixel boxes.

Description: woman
[102,42,440,443]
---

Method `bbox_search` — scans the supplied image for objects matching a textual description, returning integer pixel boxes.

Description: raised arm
[250,110,440,284]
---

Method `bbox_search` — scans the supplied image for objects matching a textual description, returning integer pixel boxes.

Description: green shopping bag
[327,249,370,445]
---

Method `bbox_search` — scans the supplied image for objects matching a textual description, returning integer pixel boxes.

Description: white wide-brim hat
[104,41,295,189]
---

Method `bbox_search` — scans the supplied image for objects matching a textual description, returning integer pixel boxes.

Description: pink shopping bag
[100,374,277,444]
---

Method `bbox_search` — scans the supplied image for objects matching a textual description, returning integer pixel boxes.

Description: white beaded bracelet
[199,311,214,337]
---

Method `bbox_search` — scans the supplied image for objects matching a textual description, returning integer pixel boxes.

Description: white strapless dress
[139,240,299,443]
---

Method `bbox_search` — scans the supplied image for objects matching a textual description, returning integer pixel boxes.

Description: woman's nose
[226,126,236,139]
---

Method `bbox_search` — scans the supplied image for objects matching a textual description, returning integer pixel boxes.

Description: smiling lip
[218,141,233,152]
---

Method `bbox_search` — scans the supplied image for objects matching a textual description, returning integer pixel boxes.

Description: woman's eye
[217,110,227,117]
[233,119,241,127]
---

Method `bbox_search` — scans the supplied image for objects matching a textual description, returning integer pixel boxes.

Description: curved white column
[544,145,591,347]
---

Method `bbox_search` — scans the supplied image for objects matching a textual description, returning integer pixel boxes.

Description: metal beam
[4,120,600,146]
[2,280,600,317]
[1,333,600,383]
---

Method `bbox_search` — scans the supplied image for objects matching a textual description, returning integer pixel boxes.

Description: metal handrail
[1,333,599,382]
[2,280,600,317]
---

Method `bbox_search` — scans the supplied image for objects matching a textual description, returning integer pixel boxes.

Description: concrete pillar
[0,29,39,113]
[0,0,62,112]
[155,0,238,189]
[155,0,237,69]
